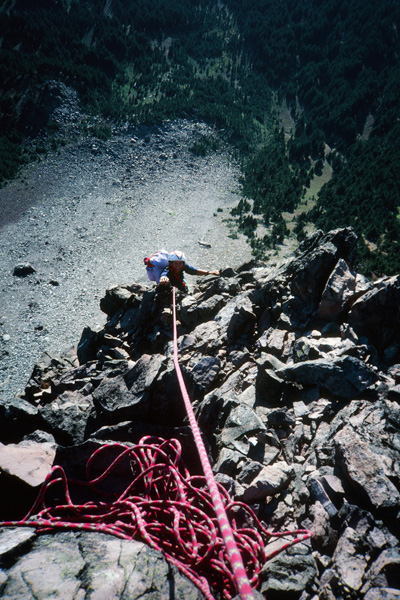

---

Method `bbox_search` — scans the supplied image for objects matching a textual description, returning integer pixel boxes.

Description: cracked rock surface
[0,529,203,600]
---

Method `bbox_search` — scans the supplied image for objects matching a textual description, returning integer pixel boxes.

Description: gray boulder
[185,355,221,392]
[39,391,96,445]
[332,525,369,593]
[362,548,400,597]
[221,403,266,449]
[260,542,317,597]
[0,397,41,443]
[242,461,293,503]
[278,355,378,399]
[348,275,400,356]
[180,293,226,328]
[317,258,357,321]
[0,530,203,600]
[334,427,400,510]
[13,263,36,277]
[100,283,144,317]
[226,295,257,343]
[92,354,165,422]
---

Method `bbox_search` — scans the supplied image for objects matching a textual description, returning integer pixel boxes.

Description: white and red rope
[0,286,312,599]
[171,287,258,600]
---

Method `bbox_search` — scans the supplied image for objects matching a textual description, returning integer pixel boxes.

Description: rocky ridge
[1,227,400,599]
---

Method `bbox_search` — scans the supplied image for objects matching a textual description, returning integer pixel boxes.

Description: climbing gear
[167,268,188,293]
[143,249,169,283]
[0,438,312,600]
[170,287,312,599]
[0,436,311,600]
[168,250,186,263]
[171,286,257,599]
[0,287,313,600]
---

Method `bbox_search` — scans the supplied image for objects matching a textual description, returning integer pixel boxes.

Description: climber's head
[168,250,186,273]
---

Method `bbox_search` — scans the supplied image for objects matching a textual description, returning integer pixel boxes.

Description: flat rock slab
[0,440,56,487]
[278,355,378,399]
[0,528,37,562]
[92,354,166,420]
[242,461,293,503]
[260,542,317,595]
[0,530,204,600]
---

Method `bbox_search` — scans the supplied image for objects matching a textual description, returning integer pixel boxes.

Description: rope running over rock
[0,286,312,600]
[1,437,311,599]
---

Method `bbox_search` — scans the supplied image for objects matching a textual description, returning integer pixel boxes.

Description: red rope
[0,437,311,599]
[171,287,311,599]
[172,287,258,600]
[0,287,312,599]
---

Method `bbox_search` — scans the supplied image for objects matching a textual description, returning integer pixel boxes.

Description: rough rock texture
[0,529,203,600]
[0,119,252,405]
[1,227,400,599]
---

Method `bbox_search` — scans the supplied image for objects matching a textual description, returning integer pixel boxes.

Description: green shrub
[0,136,23,183]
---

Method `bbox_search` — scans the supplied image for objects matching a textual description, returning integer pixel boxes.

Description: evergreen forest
[1,0,399,275]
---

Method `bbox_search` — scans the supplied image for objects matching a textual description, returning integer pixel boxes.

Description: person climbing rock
[159,250,219,293]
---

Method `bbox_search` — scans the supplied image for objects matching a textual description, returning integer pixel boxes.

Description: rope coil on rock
[0,286,312,600]
[0,437,311,599]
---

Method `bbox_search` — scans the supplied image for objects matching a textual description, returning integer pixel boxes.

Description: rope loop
[0,287,312,600]
[171,287,312,599]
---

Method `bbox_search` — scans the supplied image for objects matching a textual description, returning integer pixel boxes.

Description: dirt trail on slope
[0,120,252,401]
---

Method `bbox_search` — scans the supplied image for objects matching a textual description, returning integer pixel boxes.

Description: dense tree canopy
[1,0,399,273]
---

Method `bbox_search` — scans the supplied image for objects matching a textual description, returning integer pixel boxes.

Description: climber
[159,250,219,293]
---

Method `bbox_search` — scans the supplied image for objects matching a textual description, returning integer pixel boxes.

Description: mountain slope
[1,0,400,274]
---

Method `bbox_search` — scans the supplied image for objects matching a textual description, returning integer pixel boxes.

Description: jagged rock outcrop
[1,227,400,599]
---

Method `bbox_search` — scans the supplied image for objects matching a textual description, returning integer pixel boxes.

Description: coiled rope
[0,286,312,600]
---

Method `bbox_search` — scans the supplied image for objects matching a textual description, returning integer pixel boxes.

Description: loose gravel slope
[0,120,251,402]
